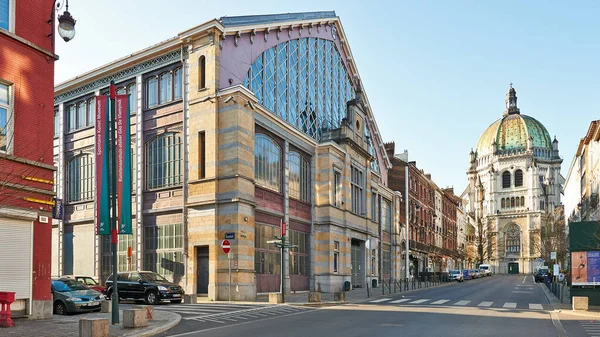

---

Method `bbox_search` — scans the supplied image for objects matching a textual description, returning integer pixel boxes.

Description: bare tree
[530,206,567,267]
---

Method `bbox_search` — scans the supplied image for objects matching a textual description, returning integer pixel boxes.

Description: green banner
[116,95,132,234]
[95,96,110,235]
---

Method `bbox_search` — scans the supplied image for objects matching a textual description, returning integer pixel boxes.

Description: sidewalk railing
[372,275,452,297]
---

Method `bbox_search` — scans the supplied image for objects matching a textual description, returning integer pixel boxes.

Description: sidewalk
[3,309,180,337]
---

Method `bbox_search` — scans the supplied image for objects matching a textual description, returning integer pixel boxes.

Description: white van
[479,264,492,276]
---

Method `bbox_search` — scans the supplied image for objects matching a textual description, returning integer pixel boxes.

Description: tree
[531,205,567,268]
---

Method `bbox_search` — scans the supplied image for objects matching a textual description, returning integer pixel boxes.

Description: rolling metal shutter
[0,218,32,300]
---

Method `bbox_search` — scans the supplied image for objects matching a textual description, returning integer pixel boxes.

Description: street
[154,275,562,337]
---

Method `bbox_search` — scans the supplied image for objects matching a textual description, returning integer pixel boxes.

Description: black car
[534,270,548,283]
[105,271,184,305]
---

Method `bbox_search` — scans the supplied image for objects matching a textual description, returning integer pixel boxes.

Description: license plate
[172,294,181,297]
[88,301,99,306]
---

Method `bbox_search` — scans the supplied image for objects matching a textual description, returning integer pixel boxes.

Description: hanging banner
[95,96,110,235]
[116,94,132,234]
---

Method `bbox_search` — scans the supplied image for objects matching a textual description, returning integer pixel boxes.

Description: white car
[449,270,464,282]
[479,264,492,276]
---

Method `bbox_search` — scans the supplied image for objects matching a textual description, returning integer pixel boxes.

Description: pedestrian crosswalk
[580,321,600,337]
[154,303,313,324]
[366,297,548,310]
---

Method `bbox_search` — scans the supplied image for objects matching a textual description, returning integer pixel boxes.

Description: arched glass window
[66,154,93,202]
[86,99,95,127]
[288,151,310,202]
[127,83,137,113]
[146,77,158,108]
[159,72,172,104]
[502,171,511,188]
[501,198,506,208]
[198,56,206,90]
[515,169,523,187]
[244,38,355,141]
[173,68,182,100]
[254,134,281,192]
[511,197,515,208]
[515,197,520,207]
[145,132,183,189]
[506,224,521,253]
[521,196,525,207]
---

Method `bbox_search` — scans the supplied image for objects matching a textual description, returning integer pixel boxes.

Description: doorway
[508,262,519,274]
[351,239,364,288]
[196,246,209,294]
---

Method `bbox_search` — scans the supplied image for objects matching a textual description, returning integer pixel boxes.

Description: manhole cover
[378,323,406,327]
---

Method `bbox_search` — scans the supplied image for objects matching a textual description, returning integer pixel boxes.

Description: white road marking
[409,299,430,304]
[529,303,543,310]
[503,302,517,308]
[370,298,392,303]
[522,276,527,284]
[478,301,493,307]
[390,299,411,303]
[454,300,470,306]
[431,300,450,305]
[512,291,532,294]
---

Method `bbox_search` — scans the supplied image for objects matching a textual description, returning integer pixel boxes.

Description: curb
[539,282,571,311]
[123,312,182,337]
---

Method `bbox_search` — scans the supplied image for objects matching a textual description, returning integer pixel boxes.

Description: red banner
[95,96,110,235]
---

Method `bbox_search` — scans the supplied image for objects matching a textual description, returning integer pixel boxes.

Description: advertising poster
[572,251,600,285]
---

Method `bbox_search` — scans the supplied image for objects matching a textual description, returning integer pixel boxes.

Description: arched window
[145,132,183,189]
[146,77,158,108]
[288,151,310,202]
[514,169,523,187]
[506,224,521,253]
[501,198,506,208]
[244,38,355,141]
[66,154,93,202]
[198,56,206,90]
[254,134,281,192]
[173,68,182,100]
[127,83,137,113]
[511,197,515,208]
[521,196,525,207]
[502,171,511,188]
[159,72,172,104]
[516,197,520,207]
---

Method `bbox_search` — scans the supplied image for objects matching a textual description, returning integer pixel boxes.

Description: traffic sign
[281,220,286,237]
[222,240,231,254]
[538,258,543,263]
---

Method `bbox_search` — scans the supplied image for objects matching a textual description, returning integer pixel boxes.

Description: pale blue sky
[55,0,600,192]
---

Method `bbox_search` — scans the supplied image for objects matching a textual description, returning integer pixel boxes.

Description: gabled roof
[219,11,336,27]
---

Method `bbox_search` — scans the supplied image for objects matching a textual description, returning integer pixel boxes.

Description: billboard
[571,251,600,286]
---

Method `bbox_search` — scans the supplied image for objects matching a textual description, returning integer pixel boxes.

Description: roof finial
[509,82,513,88]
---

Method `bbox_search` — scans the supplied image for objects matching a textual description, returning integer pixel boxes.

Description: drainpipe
[378,193,382,284]
[405,165,410,280]
[180,43,190,291]
[310,156,315,291]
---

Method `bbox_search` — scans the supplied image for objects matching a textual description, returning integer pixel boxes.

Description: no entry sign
[222,240,231,254]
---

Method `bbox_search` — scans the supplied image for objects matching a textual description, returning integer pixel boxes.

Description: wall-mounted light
[48,0,77,45]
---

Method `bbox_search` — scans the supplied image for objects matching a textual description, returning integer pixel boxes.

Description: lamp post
[49,0,77,46]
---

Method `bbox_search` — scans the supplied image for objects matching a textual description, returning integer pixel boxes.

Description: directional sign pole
[228,253,232,302]
[222,240,231,302]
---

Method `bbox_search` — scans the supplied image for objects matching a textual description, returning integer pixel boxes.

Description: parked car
[534,269,548,283]
[51,278,104,315]
[105,271,184,305]
[470,269,480,279]
[479,264,492,277]
[61,275,105,293]
[450,270,464,282]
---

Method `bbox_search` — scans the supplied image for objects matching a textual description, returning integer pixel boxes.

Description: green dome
[476,113,553,157]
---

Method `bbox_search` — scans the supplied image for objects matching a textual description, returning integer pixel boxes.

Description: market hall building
[52,11,403,300]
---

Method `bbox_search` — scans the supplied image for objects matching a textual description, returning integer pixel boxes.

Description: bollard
[308,292,321,303]
[79,318,109,337]
[0,292,15,328]
[100,300,111,313]
[123,309,148,328]
[132,305,154,320]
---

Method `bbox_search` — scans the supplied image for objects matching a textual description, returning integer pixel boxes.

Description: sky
[54,0,600,192]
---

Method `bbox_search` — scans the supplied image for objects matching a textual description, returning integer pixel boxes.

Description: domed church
[466,85,562,274]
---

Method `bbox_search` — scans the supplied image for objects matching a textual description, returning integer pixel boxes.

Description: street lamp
[49,0,77,46]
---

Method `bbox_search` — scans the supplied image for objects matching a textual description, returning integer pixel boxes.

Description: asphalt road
[157,274,561,337]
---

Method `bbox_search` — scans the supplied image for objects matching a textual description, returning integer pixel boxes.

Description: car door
[127,272,145,300]
[116,273,130,299]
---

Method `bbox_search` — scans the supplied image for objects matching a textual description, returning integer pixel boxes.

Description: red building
[0,0,73,318]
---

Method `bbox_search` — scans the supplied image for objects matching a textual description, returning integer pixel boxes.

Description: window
[198,131,205,179]
[254,134,281,192]
[117,83,137,113]
[288,229,309,275]
[66,154,93,202]
[145,132,183,189]
[505,224,521,253]
[0,82,10,152]
[54,109,60,137]
[371,192,378,222]
[101,226,137,281]
[0,0,10,31]
[333,241,339,273]
[501,198,505,208]
[66,98,95,132]
[333,170,341,207]
[289,151,310,202]
[514,169,523,187]
[146,68,182,108]
[255,223,281,275]
[502,171,511,188]
[382,199,391,232]
[198,56,206,90]
[144,224,184,277]
[521,196,525,207]
[351,165,364,215]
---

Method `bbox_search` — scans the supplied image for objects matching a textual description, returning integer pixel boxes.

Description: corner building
[466,86,562,274]
[52,12,401,300]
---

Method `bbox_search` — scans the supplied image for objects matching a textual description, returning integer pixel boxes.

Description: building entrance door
[196,246,209,294]
[508,262,519,274]
[351,239,364,288]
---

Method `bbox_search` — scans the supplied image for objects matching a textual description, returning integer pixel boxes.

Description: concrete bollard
[573,296,589,311]
[123,309,148,328]
[132,305,154,320]
[100,300,111,313]
[269,293,282,304]
[308,292,321,303]
[79,318,109,337]
[183,294,197,304]
[334,292,346,302]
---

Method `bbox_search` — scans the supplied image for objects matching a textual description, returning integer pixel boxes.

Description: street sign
[281,220,286,237]
[551,252,557,260]
[222,240,231,254]
[225,232,235,240]
[538,258,543,263]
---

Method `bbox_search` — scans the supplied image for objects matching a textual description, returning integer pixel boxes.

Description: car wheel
[171,300,182,304]
[54,301,67,315]
[145,291,159,305]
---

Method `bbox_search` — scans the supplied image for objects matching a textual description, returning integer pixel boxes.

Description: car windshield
[52,279,88,292]
[451,270,460,274]
[140,272,168,282]
[480,266,489,270]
